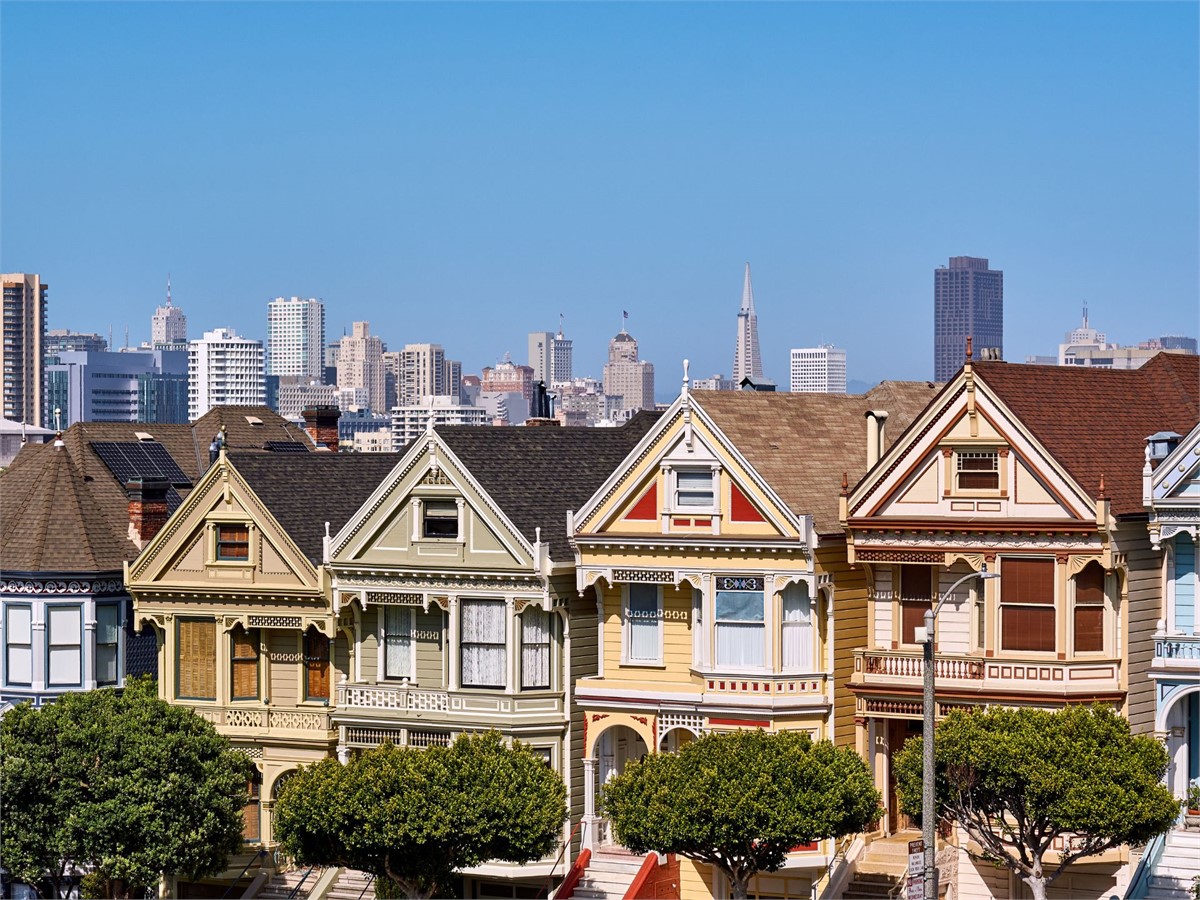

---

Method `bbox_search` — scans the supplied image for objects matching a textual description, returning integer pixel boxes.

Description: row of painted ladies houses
[4,354,1198,899]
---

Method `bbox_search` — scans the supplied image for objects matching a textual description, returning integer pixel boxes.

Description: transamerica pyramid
[732,262,764,383]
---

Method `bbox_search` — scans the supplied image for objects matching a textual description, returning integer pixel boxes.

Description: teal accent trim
[1190,692,1199,783]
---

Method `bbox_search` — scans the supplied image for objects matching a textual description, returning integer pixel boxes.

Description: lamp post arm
[931,570,988,622]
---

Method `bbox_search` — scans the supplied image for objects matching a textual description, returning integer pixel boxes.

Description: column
[505,596,518,692]
[582,757,598,853]
[83,602,97,690]
[447,596,460,691]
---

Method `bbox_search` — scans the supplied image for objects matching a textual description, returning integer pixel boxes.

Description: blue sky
[2,2,1197,395]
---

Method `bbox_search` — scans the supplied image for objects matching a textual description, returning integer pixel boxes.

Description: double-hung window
[461,600,505,689]
[899,566,934,645]
[177,618,216,700]
[5,605,32,686]
[242,773,262,843]
[781,583,812,670]
[675,470,715,510]
[231,625,260,700]
[216,524,250,561]
[625,585,662,664]
[304,628,331,701]
[714,577,765,668]
[1073,562,1105,653]
[956,451,999,491]
[47,605,83,686]
[383,606,414,680]
[422,501,459,539]
[1000,558,1056,652]
[95,604,120,687]
[521,607,551,690]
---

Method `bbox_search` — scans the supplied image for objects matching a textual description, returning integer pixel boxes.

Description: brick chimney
[127,477,170,549]
[302,405,340,451]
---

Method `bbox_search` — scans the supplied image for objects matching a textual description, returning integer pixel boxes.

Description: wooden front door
[887,719,922,833]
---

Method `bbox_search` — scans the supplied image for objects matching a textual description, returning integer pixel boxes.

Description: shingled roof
[230,452,404,564]
[973,353,1200,517]
[437,413,663,562]
[695,382,943,535]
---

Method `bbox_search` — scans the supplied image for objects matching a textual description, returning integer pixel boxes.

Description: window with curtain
[461,599,506,689]
[521,607,551,690]
[625,584,661,663]
[675,470,715,509]
[242,774,262,843]
[384,606,414,679]
[899,566,935,644]
[304,628,331,701]
[5,605,32,686]
[95,604,120,686]
[1000,558,1056,652]
[715,577,765,667]
[231,625,260,700]
[48,605,83,686]
[1073,562,1105,653]
[216,524,250,561]
[781,583,812,670]
[177,618,216,700]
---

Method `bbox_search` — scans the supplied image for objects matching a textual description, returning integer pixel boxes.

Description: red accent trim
[557,848,591,899]
[708,717,771,728]
[730,481,766,522]
[672,518,691,527]
[623,852,659,900]
[626,483,658,521]
[790,841,819,852]
[693,518,712,527]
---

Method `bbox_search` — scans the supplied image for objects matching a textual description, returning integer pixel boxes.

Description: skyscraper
[528,324,573,385]
[337,322,386,413]
[2,273,47,426]
[267,297,325,380]
[188,328,266,421]
[603,329,655,412]
[391,342,446,408]
[151,277,187,348]
[790,345,847,393]
[732,263,764,384]
[934,256,1003,381]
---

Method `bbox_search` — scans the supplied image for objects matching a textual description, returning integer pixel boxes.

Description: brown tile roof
[437,412,664,562]
[695,382,942,534]
[229,452,405,564]
[973,353,1200,516]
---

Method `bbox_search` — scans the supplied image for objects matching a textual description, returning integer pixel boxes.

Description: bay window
[1073,562,1105,653]
[625,585,662,664]
[781,583,813,670]
[96,603,120,686]
[715,577,764,667]
[1000,558,1056,652]
[47,605,82,686]
[304,627,330,702]
[521,607,551,690]
[176,618,216,700]
[899,566,934,645]
[384,606,414,680]
[230,625,260,700]
[461,599,505,689]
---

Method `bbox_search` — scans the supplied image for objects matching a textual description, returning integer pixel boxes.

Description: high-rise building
[2,273,47,426]
[732,263,764,384]
[336,322,386,413]
[267,297,326,380]
[151,277,187,347]
[481,354,535,402]
[528,325,573,385]
[188,328,266,421]
[46,349,189,427]
[391,395,490,449]
[391,343,447,408]
[934,256,1003,381]
[603,329,655,412]
[789,345,847,393]
[45,329,108,359]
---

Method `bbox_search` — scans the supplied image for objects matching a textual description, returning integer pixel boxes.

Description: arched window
[304,627,330,701]
[781,583,812,671]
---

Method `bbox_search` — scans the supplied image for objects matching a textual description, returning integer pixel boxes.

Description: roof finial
[21,420,27,444]
[841,471,849,496]
[1098,473,1106,500]
[682,358,690,399]
[54,407,62,432]
[426,396,436,435]
[965,336,973,361]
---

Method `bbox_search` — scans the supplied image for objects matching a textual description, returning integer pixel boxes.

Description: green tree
[894,704,1179,900]
[272,732,567,899]
[599,729,881,900]
[0,676,255,899]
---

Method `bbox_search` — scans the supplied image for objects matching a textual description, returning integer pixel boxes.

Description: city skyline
[2,3,1197,392]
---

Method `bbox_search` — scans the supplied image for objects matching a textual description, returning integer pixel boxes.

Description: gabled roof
[973,354,1200,516]
[436,413,663,562]
[230,453,403,564]
[694,382,942,534]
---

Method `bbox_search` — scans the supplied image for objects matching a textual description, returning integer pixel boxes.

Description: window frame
[999,556,1057,654]
[520,606,552,691]
[95,602,121,687]
[622,583,664,666]
[46,603,83,688]
[303,627,331,703]
[713,576,767,669]
[1071,562,1107,655]
[420,499,460,540]
[460,598,507,690]
[176,617,217,701]
[382,605,415,681]
[4,603,33,687]
[230,624,261,701]
[214,522,252,563]
[781,582,813,672]
[898,565,936,647]
[954,448,1001,493]
[242,772,262,844]
[671,467,717,513]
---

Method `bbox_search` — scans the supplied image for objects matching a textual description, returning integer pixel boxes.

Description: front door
[887,719,922,833]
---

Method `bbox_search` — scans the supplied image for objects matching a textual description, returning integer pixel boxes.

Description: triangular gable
[575,395,799,540]
[1151,423,1200,504]
[330,435,534,572]
[128,457,316,592]
[850,374,1093,524]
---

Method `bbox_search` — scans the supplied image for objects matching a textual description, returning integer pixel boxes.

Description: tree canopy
[599,729,881,900]
[0,676,255,899]
[272,732,567,900]
[894,704,1179,900]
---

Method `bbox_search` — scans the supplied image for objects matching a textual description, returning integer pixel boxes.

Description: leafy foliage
[0,676,254,899]
[273,732,567,900]
[600,729,880,900]
[894,705,1179,900]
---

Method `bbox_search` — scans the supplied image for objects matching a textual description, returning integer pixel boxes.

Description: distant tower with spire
[732,262,764,383]
[151,275,188,348]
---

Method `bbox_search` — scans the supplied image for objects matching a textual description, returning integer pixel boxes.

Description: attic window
[216,524,250,561]
[422,501,459,539]
[245,416,264,426]
[957,451,999,491]
[135,431,154,442]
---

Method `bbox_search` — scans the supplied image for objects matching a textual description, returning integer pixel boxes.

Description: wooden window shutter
[231,626,260,700]
[305,629,330,701]
[1000,559,1056,652]
[178,619,216,700]
[1074,562,1105,653]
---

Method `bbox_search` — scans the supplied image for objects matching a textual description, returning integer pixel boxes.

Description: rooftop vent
[245,415,264,426]
[134,431,155,442]
[1146,431,1183,463]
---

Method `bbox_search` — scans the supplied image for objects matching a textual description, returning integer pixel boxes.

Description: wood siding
[1121,522,1160,734]
[823,546,867,748]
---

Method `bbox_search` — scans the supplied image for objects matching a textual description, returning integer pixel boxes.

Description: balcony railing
[860,650,984,681]
[1155,634,1200,663]
[339,684,449,712]
[191,705,333,732]
[853,649,1122,698]
[334,682,566,720]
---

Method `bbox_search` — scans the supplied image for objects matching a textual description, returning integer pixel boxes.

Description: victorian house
[842,352,1199,899]
[324,416,659,897]
[566,375,937,898]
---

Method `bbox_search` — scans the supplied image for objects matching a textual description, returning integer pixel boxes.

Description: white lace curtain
[782,583,813,671]
[627,584,661,661]
[715,590,764,666]
[461,599,506,688]
[521,608,551,689]
[384,606,413,679]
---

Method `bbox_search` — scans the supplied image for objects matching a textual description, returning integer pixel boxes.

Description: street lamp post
[920,565,998,900]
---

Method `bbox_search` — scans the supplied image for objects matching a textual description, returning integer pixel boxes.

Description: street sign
[907,839,925,900]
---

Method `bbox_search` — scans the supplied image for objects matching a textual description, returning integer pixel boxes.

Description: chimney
[127,477,170,549]
[864,410,889,469]
[302,405,341,451]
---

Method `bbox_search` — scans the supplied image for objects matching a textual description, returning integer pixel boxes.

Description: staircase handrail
[220,849,268,900]
[551,849,591,900]
[544,820,583,898]
[810,834,852,900]
[622,852,662,900]
[1124,831,1167,899]
[286,866,320,900]
[355,873,375,900]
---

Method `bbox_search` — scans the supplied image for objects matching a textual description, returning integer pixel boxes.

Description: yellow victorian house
[567,373,936,899]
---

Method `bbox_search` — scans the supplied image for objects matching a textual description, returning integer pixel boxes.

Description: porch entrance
[596,725,649,847]
[1164,690,1200,799]
[886,719,922,834]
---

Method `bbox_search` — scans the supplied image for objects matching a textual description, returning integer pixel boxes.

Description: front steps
[1145,828,1200,899]
[256,868,323,900]
[842,832,916,900]
[325,869,377,900]
[571,847,647,900]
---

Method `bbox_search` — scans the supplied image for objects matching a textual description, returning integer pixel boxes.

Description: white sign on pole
[907,839,926,900]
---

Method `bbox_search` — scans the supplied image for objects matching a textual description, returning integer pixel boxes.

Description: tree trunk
[1023,867,1048,900]
[728,872,750,900]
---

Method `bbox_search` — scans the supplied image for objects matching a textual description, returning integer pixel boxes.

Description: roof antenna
[167,273,173,307]
[558,312,565,339]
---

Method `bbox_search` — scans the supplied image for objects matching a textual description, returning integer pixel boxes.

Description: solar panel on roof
[263,441,308,453]
[90,441,193,488]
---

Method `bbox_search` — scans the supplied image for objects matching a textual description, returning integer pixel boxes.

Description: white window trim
[667,465,720,515]
[95,601,123,687]
[379,606,417,682]
[46,603,84,688]
[780,584,814,674]
[412,496,466,544]
[622,584,664,666]
[519,607,554,692]
[4,603,33,687]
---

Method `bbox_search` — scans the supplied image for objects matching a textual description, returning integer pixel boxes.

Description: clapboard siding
[267,630,299,707]
[1121,523,1161,734]
[873,566,892,649]
[824,547,868,748]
